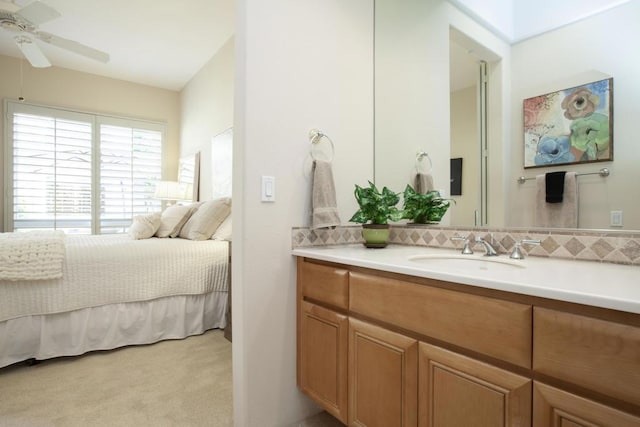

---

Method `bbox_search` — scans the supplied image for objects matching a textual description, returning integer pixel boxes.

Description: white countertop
[292,244,640,314]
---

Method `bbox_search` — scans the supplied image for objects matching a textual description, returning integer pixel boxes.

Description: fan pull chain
[19,57,25,102]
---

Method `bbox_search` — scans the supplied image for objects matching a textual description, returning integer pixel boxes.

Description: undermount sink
[408,253,526,270]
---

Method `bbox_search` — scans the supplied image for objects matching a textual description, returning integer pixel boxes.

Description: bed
[0,233,230,369]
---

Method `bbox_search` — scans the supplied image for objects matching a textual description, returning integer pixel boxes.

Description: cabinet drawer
[298,259,349,309]
[533,308,640,406]
[350,272,532,368]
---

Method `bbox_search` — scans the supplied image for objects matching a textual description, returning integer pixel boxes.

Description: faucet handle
[509,239,541,260]
[451,235,474,255]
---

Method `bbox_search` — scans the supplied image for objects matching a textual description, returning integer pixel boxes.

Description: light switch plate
[262,176,275,202]
[610,210,623,227]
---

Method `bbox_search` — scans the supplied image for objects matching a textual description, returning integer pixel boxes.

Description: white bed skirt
[0,291,227,369]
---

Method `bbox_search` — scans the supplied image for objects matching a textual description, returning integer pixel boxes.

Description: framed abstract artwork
[523,78,613,168]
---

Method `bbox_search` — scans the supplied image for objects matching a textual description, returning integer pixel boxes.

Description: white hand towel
[534,172,578,228]
[311,160,341,229]
[414,172,434,194]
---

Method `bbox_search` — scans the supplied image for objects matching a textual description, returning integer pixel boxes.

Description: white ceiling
[449,0,629,43]
[0,0,234,91]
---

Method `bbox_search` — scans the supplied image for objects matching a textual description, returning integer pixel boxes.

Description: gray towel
[414,172,434,194]
[311,160,341,229]
[535,172,578,228]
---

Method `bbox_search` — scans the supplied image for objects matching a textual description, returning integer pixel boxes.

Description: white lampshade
[154,181,192,201]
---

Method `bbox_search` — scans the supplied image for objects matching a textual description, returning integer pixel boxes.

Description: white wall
[233,0,374,425]
[180,37,235,200]
[508,1,640,230]
[0,55,180,232]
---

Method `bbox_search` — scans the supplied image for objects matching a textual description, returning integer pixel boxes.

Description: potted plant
[349,181,403,248]
[402,184,453,224]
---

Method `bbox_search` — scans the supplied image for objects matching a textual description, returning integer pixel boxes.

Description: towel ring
[309,129,335,163]
[415,151,433,174]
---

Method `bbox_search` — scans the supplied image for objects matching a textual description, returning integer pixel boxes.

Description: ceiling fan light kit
[0,0,109,68]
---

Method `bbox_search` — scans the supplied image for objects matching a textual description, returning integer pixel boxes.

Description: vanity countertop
[292,244,640,314]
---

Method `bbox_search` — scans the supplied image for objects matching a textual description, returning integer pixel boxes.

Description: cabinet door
[349,318,418,427]
[419,343,531,427]
[533,382,640,427]
[299,301,349,424]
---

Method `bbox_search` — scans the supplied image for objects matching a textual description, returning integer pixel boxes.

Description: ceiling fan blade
[14,35,50,67]
[36,31,109,63]
[16,0,59,26]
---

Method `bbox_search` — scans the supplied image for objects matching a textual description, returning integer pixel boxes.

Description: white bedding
[0,234,229,322]
[0,231,65,281]
[0,292,227,368]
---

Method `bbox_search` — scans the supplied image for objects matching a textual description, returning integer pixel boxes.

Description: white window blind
[5,101,164,234]
[99,120,162,234]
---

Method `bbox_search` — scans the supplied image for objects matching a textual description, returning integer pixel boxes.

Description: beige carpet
[0,329,232,427]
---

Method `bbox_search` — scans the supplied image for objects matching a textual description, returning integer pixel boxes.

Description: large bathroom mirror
[374,0,639,230]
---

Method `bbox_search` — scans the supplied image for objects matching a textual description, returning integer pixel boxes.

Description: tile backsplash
[292,225,640,266]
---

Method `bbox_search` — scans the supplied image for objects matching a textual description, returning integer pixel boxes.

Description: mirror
[178,152,200,202]
[374,0,640,230]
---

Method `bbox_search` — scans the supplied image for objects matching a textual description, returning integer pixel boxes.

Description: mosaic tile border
[292,225,640,266]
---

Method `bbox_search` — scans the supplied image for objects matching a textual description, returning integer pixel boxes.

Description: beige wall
[233,0,374,424]
[180,36,235,201]
[0,55,181,231]
[508,1,640,230]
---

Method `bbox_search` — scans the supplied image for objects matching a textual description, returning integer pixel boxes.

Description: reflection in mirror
[449,30,482,227]
[375,0,640,230]
[375,0,507,228]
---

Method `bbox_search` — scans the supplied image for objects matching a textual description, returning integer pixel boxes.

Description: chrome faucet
[474,237,498,256]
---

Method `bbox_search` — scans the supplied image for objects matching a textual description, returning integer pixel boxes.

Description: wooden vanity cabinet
[296,257,640,427]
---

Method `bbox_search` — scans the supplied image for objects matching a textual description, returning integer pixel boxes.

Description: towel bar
[308,129,334,163]
[517,167,609,184]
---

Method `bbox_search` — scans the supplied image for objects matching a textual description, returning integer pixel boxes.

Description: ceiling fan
[0,0,109,67]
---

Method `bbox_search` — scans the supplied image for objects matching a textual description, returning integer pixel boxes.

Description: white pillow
[179,197,231,240]
[128,212,162,240]
[155,205,194,238]
[211,215,232,241]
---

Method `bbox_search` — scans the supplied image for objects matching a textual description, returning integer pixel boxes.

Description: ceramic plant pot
[361,224,390,248]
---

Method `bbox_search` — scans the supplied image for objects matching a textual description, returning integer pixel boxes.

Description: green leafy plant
[402,185,454,224]
[349,181,404,225]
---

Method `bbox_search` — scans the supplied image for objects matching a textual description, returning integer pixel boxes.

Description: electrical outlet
[610,211,623,227]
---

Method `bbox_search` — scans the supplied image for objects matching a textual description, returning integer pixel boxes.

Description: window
[5,101,164,234]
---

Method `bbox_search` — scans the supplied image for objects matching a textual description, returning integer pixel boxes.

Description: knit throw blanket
[0,231,65,281]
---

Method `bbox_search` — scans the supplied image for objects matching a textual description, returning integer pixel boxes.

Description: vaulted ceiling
[0,0,234,91]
